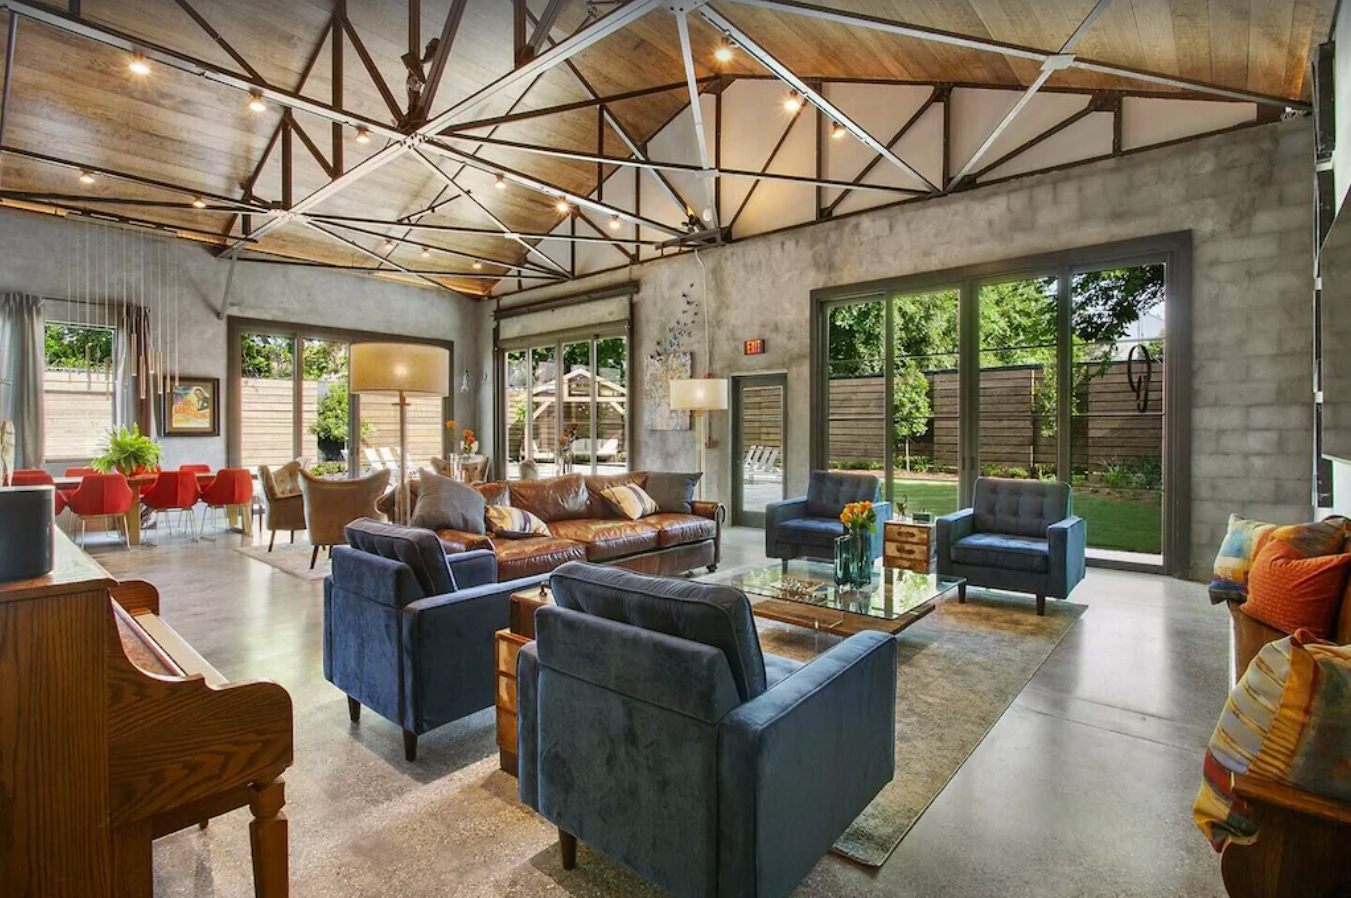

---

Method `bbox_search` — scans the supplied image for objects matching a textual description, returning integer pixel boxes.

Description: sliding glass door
[500,330,629,480]
[817,238,1182,571]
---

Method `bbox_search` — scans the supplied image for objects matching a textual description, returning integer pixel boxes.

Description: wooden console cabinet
[883,520,935,573]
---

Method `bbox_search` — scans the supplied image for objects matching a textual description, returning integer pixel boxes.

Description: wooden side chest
[883,520,934,573]
[495,584,552,776]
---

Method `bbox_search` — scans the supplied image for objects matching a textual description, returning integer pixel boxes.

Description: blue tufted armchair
[517,562,898,898]
[765,470,890,566]
[324,518,547,761]
[935,477,1086,615]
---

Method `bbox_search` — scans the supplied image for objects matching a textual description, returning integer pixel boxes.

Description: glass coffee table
[702,559,964,636]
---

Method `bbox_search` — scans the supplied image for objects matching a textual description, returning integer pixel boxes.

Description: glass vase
[833,534,854,588]
[849,530,874,587]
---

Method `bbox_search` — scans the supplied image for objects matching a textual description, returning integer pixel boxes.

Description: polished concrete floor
[92,523,1231,898]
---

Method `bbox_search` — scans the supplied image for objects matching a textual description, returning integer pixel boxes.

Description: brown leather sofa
[407,472,723,580]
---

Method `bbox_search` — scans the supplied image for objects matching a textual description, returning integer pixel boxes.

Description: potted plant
[92,424,162,477]
[309,383,373,463]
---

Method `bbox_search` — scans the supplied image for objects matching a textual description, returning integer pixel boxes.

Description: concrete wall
[0,208,488,471]
[498,119,1316,580]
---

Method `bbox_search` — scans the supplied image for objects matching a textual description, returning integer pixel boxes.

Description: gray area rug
[236,541,330,581]
[753,590,1086,867]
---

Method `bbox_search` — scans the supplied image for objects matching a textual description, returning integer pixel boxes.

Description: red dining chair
[142,469,203,541]
[64,472,136,548]
[181,464,212,474]
[198,468,253,537]
[9,469,65,515]
[64,467,97,476]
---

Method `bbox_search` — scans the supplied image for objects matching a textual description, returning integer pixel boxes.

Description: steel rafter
[823,86,941,217]
[300,218,471,296]
[675,11,718,227]
[309,213,661,246]
[318,218,565,276]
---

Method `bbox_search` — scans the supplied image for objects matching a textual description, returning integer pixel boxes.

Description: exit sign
[743,338,766,355]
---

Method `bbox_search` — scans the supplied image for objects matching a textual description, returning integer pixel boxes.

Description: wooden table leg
[239,504,253,536]
[249,776,288,898]
[124,498,142,547]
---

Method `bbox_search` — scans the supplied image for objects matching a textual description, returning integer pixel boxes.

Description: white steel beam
[675,11,719,226]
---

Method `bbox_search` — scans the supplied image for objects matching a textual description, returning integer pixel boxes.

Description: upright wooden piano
[0,529,293,897]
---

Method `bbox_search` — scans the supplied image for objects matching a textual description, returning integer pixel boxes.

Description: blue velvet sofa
[517,562,898,898]
[935,477,1086,616]
[324,518,547,761]
[765,470,890,566]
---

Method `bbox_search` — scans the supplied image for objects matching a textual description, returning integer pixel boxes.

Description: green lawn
[889,478,1161,555]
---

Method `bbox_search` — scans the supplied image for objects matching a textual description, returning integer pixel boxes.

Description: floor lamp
[670,378,728,501]
[350,342,449,526]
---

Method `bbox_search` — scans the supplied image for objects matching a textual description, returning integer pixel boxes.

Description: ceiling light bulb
[78,171,96,186]
[784,92,802,113]
[247,91,267,113]
[494,174,507,190]
[355,126,370,144]
[701,207,713,222]
[191,197,207,209]
[608,215,621,231]
[128,56,151,76]
[383,238,395,249]
[714,44,734,63]
[473,261,483,270]
[420,247,431,258]
[831,121,847,139]
[556,199,571,214]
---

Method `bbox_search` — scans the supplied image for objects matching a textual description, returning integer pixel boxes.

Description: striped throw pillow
[603,483,659,520]
[485,505,551,537]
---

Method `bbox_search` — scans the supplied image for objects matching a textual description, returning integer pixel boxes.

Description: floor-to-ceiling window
[815,237,1188,572]
[43,321,115,462]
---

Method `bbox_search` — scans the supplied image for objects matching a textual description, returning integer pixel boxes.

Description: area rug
[235,540,331,580]
[754,589,1086,868]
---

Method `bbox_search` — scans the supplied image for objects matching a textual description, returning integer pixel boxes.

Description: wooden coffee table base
[750,597,936,636]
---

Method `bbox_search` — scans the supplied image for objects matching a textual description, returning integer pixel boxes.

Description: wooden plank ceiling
[0,0,1334,298]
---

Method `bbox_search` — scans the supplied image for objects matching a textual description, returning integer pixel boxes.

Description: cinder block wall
[495,119,1316,580]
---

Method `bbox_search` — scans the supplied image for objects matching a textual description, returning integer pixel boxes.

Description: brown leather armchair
[298,468,391,568]
[259,462,307,551]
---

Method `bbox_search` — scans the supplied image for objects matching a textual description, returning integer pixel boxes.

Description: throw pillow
[645,471,702,514]
[1243,537,1351,638]
[485,504,551,538]
[603,482,659,520]
[1209,514,1277,604]
[409,467,486,535]
[271,460,303,498]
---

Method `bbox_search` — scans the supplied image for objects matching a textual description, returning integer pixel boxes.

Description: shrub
[831,459,883,471]
[309,461,346,477]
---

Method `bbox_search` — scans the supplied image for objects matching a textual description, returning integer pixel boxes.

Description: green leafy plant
[308,384,375,447]
[309,461,346,477]
[92,424,162,476]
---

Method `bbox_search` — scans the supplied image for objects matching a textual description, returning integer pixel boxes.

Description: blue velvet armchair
[935,477,1086,616]
[765,470,890,566]
[517,562,898,898]
[324,518,547,761]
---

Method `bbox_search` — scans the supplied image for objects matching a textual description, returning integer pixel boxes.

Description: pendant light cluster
[66,221,183,405]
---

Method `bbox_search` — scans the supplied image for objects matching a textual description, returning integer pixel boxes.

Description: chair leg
[248,776,288,898]
[309,546,320,569]
[402,730,418,763]
[347,697,361,723]
[559,829,577,871]
[1036,593,1046,616]
[268,530,277,552]
[289,531,295,544]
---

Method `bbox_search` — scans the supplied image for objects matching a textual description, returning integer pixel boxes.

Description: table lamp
[670,377,728,501]
[350,342,449,525]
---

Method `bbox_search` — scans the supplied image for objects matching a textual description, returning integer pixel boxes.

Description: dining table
[52,471,253,546]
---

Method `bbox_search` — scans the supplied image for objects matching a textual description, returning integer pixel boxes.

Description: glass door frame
[811,233,1192,576]
[495,323,631,481]
[730,373,788,528]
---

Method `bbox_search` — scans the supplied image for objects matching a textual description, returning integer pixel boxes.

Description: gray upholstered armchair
[765,470,890,565]
[517,562,897,898]
[324,519,547,761]
[935,477,1086,615]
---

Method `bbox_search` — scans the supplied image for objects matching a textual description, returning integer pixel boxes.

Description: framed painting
[643,351,691,431]
[162,377,220,436]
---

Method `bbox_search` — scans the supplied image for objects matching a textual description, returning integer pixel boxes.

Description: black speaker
[0,485,55,580]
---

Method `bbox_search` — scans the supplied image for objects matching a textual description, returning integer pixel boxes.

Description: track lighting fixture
[128,55,151,76]
[494,174,507,190]
[714,43,733,63]
[783,91,803,113]
[472,261,483,270]
[420,247,431,259]
[556,199,571,214]
[831,121,847,139]
[247,91,267,113]
[191,197,207,209]
[608,215,621,231]
[78,171,96,186]
[355,127,370,144]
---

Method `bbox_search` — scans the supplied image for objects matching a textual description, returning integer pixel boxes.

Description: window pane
[595,337,628,474]
[359,391,443,473]
[826,300,885,472]
[301,339,350,475]
[978,277,1058,481]
[563,341,593,474]
[531,346,558,478]
[43,323,114,460]
[891,290,960,518]
[240,334,295,471]
[506,349,528,479]
[1071,264,1166,558]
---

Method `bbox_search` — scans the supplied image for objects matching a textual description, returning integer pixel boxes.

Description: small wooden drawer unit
[883,520,935,574]
[495,584,553,777]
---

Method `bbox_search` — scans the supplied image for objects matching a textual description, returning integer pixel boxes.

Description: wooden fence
[43,367,114,460]
[829,358,1164,472]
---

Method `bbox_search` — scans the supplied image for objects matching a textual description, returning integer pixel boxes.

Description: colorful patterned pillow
[1243,538,1351,638]
[1209,514,1277,604]
[1194,631,1351,851]
[485,505,551,538]
[602,483,659,520]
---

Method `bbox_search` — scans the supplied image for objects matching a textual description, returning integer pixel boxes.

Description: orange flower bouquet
[840,500,877,536]
[461,428,476,456]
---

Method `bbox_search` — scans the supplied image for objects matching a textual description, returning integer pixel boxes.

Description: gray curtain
[115,305,156,437]
[0,294,44,468]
